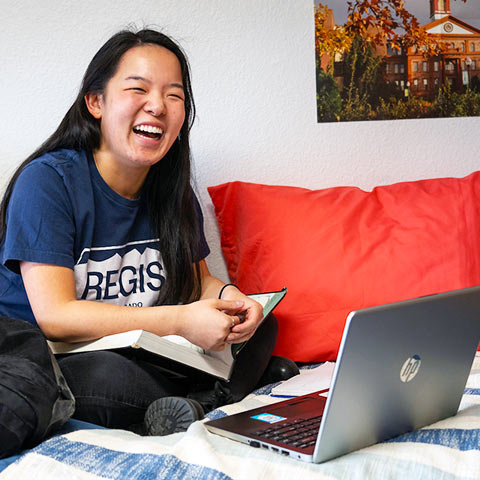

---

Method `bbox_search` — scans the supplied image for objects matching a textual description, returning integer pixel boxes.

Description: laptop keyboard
[251,415,323,449]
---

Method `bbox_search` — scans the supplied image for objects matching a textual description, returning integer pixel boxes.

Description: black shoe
[142,396,204,436]
[256,356,300,388]
[187,380,234,414]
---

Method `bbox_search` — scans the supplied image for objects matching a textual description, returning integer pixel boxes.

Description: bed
[1,354,479,479]
[3,175,480,478]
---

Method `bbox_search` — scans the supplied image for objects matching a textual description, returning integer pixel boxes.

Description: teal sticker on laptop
[251,413,286,423]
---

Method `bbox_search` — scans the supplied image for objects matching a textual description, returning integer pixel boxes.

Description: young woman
[0,28,297,437]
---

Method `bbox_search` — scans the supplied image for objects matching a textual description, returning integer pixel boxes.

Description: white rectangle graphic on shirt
[74,240,164,307]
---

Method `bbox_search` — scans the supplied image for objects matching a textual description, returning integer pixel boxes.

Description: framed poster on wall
[315,0,480,122]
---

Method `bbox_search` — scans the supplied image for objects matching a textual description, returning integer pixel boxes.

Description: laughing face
[85,44,186,186]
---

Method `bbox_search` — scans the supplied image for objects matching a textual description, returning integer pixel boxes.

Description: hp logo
[400,355,421,383]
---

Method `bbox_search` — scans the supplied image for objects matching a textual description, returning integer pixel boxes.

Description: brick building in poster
[383,0,480,98]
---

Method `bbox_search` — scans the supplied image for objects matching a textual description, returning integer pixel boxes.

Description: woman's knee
[254,313,278,349]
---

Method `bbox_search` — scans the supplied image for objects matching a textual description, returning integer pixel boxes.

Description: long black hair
[0,28,202,305]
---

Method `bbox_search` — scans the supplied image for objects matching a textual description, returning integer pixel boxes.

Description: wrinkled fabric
[0,317,74,458]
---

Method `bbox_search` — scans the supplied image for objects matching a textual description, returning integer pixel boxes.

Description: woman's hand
[220,286,264,345]
[189,260,265,349]
[177,298,246,351]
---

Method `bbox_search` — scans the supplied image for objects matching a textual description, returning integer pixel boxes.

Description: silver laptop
[205,286,480,463]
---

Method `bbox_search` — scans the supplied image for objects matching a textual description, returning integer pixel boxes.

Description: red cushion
[208,174,480,362]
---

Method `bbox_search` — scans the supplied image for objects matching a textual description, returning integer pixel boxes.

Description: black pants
[0,317,74,458]
[58,314,278,429]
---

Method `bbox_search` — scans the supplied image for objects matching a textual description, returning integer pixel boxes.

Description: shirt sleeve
[1,161,76,274]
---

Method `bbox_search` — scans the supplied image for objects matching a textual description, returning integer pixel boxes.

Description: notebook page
[271,362,335,397]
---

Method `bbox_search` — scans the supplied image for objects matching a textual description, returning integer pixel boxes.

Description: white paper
[161,334,204,353]
[271,362,336,397]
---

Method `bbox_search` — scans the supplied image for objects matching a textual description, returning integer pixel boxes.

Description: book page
[161,335,205,354]
[271,362,335,397]
[250,294,272,308]
[249,288,287,319]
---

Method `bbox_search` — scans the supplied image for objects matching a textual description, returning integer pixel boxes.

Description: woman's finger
[226,330,255,344]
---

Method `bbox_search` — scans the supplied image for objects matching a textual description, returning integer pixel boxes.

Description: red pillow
[208,173,480,362]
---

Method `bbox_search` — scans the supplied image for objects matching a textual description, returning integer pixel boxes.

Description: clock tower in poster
[430,0,451,20]
[381,0,480,97]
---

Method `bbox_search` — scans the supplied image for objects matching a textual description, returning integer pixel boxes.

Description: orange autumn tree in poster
[315,0,480,122]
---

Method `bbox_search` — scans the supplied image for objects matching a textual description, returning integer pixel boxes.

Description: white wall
[2,0,479,281]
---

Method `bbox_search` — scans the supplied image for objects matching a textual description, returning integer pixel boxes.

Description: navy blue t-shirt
[0,149,210,325]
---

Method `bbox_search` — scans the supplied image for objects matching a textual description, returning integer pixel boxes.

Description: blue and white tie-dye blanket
[2,354,480,480]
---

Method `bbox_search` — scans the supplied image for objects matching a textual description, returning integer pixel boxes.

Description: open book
[48,288,287,381]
